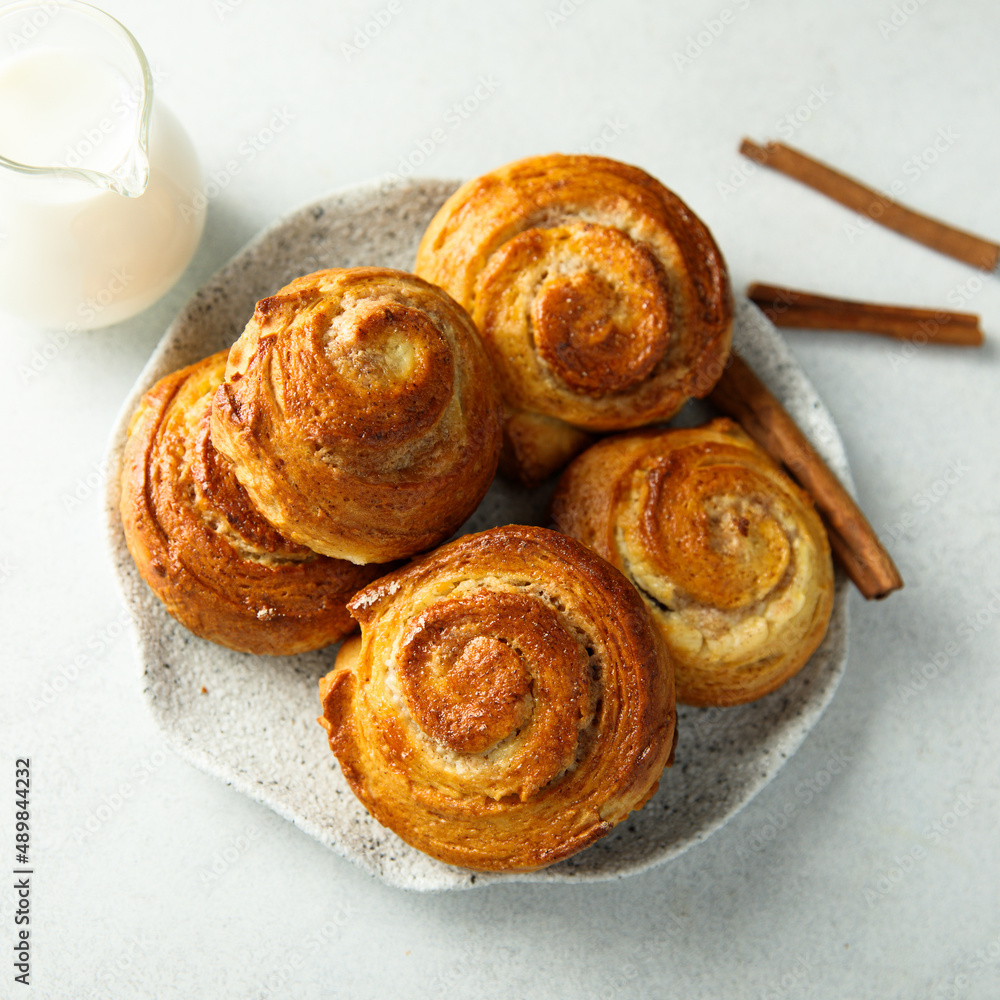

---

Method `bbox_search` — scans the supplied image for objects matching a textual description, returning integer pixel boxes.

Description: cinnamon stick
[747,282,984,346]
[740,138,1000,272]
[709,352,903,600]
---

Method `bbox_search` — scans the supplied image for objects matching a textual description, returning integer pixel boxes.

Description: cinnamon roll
[210,268,503,564]
[551,419,834,706]
[120,352,387,655]
[414,154,733,485]
[318,524,676,872]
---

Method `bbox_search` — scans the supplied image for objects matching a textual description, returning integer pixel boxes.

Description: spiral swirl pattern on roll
[120,352,387,655]
[210,268,503,564]
[318,525,675,872]
[414,155,733,483]
[551,419,834,706]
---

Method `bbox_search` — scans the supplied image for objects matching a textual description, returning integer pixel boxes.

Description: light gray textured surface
[101,179,850,889]
[3,0,999,997]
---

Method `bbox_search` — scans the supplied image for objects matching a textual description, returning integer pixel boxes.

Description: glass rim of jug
[0,0,153,197]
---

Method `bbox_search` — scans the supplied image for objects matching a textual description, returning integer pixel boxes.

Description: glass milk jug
[0,1,205,329]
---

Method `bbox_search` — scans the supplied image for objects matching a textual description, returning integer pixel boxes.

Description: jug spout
[0,0,155,198]
[106,139,150,199]
[0,2,206,330]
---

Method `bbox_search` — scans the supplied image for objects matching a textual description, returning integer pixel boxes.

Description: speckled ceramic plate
[104,177,851,891]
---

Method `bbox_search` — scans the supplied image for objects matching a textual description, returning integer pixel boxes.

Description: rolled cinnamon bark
[747,283,984,346]
[740,139,1000,272]
[708,353,903,600]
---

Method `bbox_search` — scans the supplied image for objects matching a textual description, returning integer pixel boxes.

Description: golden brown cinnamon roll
[210,268,503,564]
[318,525,675,872]
[414,154,733,485]
[551,419,834,707]
[120,352,386,655]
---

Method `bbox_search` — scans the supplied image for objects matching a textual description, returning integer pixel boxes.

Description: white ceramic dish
[104,177,851,890]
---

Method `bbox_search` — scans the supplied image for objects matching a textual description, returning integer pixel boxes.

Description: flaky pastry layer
[415,154,733,484]
[210,268,503,563]
[318,525,676,871]
[552,419,834,706]
[120,352,386,654]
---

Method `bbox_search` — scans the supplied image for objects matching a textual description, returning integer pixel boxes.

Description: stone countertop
[2,0,998,997]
